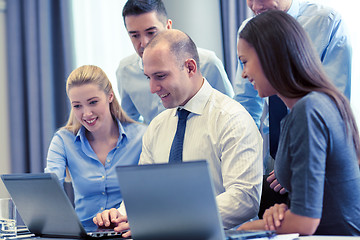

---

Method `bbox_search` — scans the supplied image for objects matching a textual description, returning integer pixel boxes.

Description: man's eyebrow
[144,71,166,77]
[145,26,157,32]
[128,26,157,34]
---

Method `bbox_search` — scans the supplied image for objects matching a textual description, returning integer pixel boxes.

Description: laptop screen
[116,160,226,240]
[1,173,122,238]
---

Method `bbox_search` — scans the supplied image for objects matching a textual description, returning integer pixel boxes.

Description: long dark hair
[239,10,360,161]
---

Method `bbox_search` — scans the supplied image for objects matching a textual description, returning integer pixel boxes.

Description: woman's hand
[263,203,288,231]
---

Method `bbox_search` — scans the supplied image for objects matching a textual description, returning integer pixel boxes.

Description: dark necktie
[269,95,287,159]
[169,109,190,163]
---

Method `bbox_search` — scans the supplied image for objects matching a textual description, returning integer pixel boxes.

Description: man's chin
[162,102,176,109]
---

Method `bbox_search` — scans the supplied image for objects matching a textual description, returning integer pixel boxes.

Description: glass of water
[0,198,17,238]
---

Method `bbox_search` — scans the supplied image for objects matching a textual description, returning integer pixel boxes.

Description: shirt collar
[287,0,300,18]
[175,78,212,117]
[74,119,126,144]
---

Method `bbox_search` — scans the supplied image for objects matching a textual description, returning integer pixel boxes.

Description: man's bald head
[145,29,200,70]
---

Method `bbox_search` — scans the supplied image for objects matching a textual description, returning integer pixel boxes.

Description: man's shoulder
[116,53,143,81]
[298,1,341,22]
[206,89,252,122]
[197,47,215,56]
[118,53,140,69]
[197,47,217,62]
[197,47,223,69]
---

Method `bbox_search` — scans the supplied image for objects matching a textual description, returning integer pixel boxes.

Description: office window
[314,0,360,126]
[71,0,135,100]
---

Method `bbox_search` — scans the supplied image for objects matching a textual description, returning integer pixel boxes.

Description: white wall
[0,0,10,198]
[163,0,224,63]
[71,0,134,101]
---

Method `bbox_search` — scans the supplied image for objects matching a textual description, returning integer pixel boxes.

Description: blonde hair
[63,65,135,134]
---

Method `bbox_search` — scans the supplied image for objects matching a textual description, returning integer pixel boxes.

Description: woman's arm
[45,133,67,183]
[238,205,320,236]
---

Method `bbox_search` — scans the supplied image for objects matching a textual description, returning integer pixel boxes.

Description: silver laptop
[116,160,275,240]
[1,173,123,239]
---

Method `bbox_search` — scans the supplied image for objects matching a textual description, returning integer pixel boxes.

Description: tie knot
[177,109,190,120]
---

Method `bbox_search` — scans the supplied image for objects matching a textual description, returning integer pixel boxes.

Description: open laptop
[116,160,275,240]
[1,173,123,239]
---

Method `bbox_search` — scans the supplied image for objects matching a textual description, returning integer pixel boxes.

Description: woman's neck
[278,95,301,110]
[86,118,119,143]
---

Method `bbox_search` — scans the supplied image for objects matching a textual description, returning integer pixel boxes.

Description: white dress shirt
[139,79,263,229]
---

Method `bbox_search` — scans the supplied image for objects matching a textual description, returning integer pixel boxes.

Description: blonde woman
[45,65,146,228]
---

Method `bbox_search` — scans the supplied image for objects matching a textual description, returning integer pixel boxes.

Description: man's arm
[299,7,352,99]
[319,13,352,99]
[216,109,263,228]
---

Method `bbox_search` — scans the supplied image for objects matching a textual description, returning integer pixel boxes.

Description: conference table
[11,234,360,240]
[12,227,360,240]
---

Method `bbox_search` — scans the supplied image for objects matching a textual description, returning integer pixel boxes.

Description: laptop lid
[1,173,120,239]
[116,160,226,240]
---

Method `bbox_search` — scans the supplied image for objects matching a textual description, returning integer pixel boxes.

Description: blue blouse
[45,120,146,227]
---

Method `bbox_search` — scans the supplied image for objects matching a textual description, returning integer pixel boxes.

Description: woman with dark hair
[237,10,360,235]
[45,65,147,227]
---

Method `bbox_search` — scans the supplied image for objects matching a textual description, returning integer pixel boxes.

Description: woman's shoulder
[52,128,77,141]
[291,92,340,124]
[294,92,333,112]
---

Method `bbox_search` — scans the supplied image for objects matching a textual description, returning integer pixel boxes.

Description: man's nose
[252,1,265,14]
[140,36,150,48]
[149,78,160,94]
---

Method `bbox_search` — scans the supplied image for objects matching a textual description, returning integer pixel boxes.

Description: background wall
[163,0,224,62]
[0,0,10,197]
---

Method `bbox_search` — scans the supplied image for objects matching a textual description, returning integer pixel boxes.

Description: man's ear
[185,59,197,77]
[166,19,173,29]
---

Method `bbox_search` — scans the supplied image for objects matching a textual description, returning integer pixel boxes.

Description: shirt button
[101,176,105,179]
[100,207,104,210]
[102,192,105,195]
[107,159,110,163]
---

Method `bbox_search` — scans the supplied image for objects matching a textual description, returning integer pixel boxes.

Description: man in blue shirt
[233,0,352,217]
[118,0,234,124]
